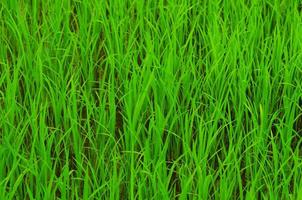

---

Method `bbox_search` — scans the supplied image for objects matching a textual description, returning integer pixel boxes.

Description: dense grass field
[1,0,302,199]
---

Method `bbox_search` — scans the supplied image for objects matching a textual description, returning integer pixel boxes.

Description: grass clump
[0,0,302,199]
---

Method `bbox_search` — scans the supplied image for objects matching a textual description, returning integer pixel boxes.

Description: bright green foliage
[0,0,302,199]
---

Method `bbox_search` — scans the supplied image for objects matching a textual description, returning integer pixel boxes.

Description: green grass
[1,0,302,199]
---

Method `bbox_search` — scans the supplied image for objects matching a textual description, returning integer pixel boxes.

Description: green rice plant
[0,0,302,199]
